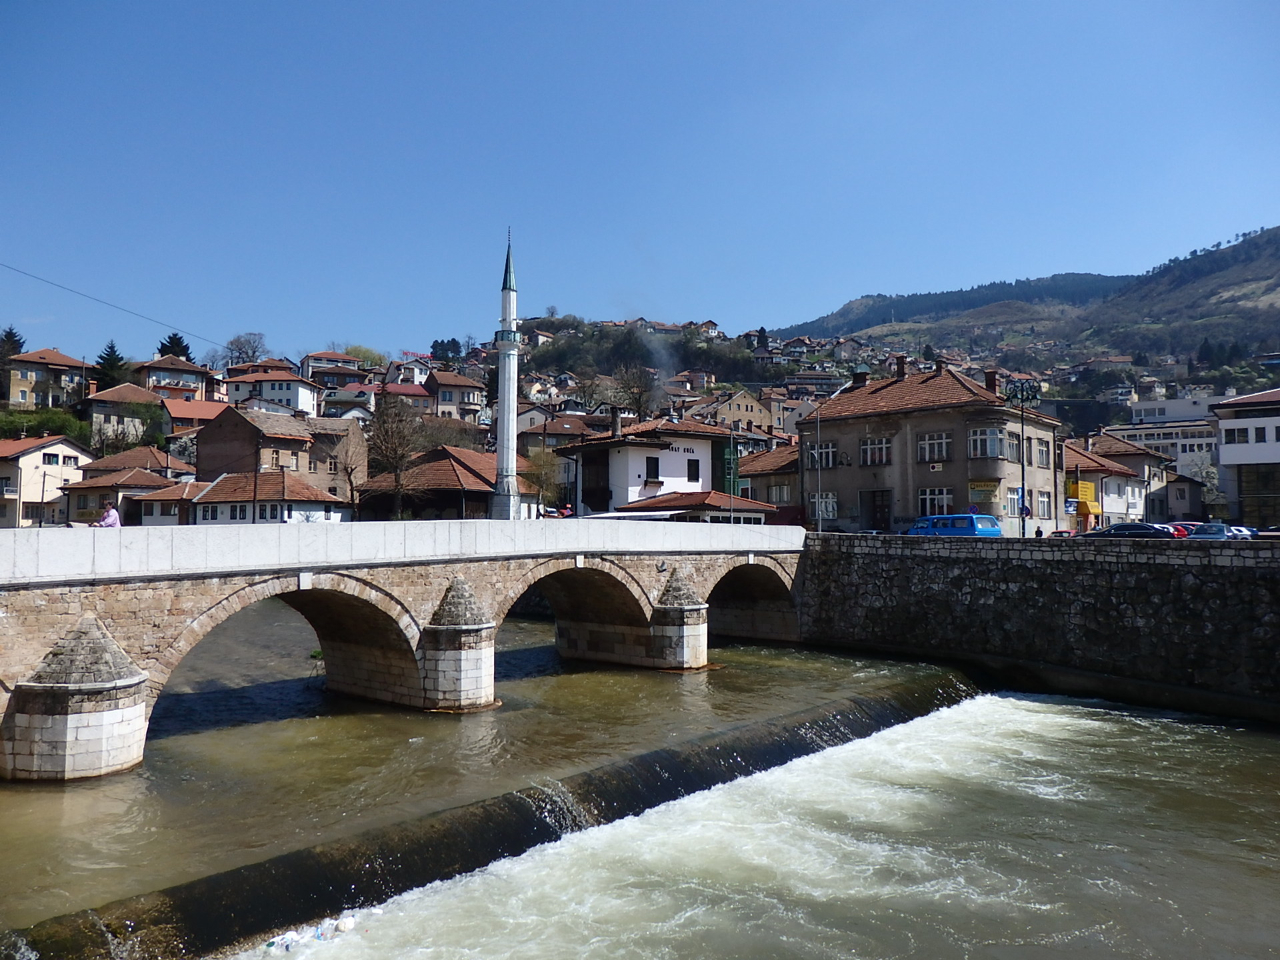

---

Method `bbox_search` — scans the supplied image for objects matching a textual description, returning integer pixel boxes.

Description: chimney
[611,405,621,438]
[935,358,945,374]
[984,370,999,393]
[895,356,906,379]
[850,368,869,389]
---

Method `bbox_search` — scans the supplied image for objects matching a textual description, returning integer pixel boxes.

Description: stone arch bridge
[0,521,805,780]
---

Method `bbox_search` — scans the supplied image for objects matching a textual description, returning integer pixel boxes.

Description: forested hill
[1078,225,1280,356]
[776,272,1135,340]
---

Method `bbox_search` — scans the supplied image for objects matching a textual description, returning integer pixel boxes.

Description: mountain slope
[776,273,1134,340]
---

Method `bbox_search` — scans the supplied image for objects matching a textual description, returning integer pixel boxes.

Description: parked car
[1229,526,1256,540]
[1170,522,1200,537]
[1047,529,1077,538]
[904,514,1003,537]
[1187,523,1232,540]
[1078,523,1176,540]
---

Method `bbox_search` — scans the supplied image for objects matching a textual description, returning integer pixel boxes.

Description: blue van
[904,514,1003,537]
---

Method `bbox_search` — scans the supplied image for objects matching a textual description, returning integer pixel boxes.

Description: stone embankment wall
[798,534,1280,723]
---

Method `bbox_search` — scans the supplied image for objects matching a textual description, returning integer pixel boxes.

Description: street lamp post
[1002,378,1041,537]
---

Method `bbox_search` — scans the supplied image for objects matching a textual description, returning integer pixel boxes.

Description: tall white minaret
[491,238,522,520]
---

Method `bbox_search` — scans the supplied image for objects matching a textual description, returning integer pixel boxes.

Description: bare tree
[367,392,427,519]
[614,365,660,419]
[521,448,563,511]
[226,332,268,366]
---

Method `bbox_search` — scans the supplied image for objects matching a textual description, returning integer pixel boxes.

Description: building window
[918,487,953,516]
[810,442,836,469]
[42,453,59,465]
[62,456,78,467]
[23,503,43,520]
[309,456,318,473]
[441,390,454,402]
[1036,438,1050,468]
[290,451,299,471]
[76,494,88,509]
[767,483,791,504]
[271,449,281,467]
[646,456,660,482]
[270,504,279,520]
[1257,427,1268,444]
[287,504,293,519]
[1176,486,1187,501]
[1007,488,1021,517]
[969,427,1006,459]
[1007,432,1022,464]
[686,458,700,483]
[1224,428,1249,444]
[260,504,268,520]
[328,457,338,474]
[917,432,951,463]
[142,502,155,516]
[808,491,837,520]
[161,503,179,516]
[1037,490,1051,519]
[859,438,891,466]
[18,390,26,402]
[99,494,111,508]
[325,504,333,518]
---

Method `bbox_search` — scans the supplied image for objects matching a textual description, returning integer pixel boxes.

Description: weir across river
[0,521,803,780]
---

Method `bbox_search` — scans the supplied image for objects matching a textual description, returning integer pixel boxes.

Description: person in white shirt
[92,501,121,528]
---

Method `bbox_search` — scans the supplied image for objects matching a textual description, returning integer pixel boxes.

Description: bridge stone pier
[0,521,804,780]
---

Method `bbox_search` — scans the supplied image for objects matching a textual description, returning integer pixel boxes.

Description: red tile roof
[1089,434,1173,461]
[802,369,1005,423]
[1063,441,1138,477]
[0,435,78,458]
[62,468,177,491]
[361,446,537,495]
[616,490,777,513]
[85,383,162,405]
[195,472,344,503]
[83,446,194,474]
[11,348,92,368]
[225,372,318,386]
[163,398,233,423]
[738,445,798,476]
[135,354,207,373]
[428,371,485,389]
[134,480,211,501]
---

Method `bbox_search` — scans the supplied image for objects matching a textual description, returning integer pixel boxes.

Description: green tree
[156,333,193,362]
[922,343,936,361]
[431,338,462,362]
[341,344,387,367]
[95,340,131,390]
[0,408,90,447]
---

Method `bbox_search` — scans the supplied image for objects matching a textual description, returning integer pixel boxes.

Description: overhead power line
[0,261,229,350]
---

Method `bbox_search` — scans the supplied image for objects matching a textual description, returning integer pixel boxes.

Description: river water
[2,600,1278,958]
[231,694,1280,960]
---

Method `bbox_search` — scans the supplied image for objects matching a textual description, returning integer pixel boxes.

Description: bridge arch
[158,572,424,710]
[496,557,656,665]
[705,560,800,645]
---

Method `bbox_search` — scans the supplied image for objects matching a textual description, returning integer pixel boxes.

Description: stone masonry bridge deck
[0,520,804,780]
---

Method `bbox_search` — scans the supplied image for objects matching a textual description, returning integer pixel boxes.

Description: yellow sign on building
[1067,480,1096,501]
[968,480,1000,502]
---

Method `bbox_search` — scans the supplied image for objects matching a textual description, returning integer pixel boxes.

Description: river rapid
[232,693,1280,960]
[2,598,1277,958]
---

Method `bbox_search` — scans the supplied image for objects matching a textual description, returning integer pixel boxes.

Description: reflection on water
[0,599,947,931]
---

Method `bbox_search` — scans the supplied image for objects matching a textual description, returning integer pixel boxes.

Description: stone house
[796,361,1067,535]
[70,382,163,450]
[196,407,367,506]
[426,370,486,422]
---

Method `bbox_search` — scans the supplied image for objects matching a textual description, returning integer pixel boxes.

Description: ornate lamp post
[1002,378,1042,537]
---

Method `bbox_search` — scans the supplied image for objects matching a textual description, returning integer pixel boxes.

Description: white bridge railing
[0,520,806,586]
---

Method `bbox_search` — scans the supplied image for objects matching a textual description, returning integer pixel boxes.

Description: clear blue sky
[2,1,1278,364]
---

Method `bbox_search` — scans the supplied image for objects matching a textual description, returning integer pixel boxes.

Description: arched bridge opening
[505,566,658,667]
[706,563,799,646]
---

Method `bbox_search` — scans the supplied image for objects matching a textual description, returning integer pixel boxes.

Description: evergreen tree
[95,340,131,390]
[922,343,936,362]
[156,333,193,362]
[0,325,26,403]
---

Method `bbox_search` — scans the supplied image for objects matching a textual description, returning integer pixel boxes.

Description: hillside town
[0,299,1273,536]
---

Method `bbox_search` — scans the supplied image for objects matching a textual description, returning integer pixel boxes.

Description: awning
[1076,500,1103,515]
[580,510,683,520]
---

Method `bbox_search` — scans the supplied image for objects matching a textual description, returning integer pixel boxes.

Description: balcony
[1,487,17,498]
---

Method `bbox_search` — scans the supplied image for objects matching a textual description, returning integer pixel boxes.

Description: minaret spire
[491,234,522,520]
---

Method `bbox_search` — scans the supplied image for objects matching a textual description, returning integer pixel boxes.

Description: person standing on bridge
[92,500,121,528]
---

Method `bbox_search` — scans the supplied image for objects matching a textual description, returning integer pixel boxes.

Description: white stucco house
[223,373,323,416]
[183,471,352,524]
